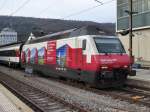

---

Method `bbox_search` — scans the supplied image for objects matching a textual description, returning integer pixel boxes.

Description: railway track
[84,84,150,107]
[34,76,150,107]
[0,66,150,111]
[120,86,150,106]
[88,85,150,107]
[0,73,88,112]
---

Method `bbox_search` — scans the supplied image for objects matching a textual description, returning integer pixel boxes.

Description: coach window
[82,39,86,50]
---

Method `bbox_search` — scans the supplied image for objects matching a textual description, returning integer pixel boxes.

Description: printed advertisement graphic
[47,41,56,64]
[38,47,46,65]
[25,48,30,64]
[21,51,25,64]
[56,45,67,67]
[30,48,37,64]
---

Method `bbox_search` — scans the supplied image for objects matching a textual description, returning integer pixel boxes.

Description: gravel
[0,66,150,112]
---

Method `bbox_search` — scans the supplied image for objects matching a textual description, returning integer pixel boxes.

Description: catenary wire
[39,0,115,28]
[0,0,7,12]
[94,0,103,5]
[9,0,31,16]
[61,0,115,19]
[39,0,114,20]
[39,4,54,17]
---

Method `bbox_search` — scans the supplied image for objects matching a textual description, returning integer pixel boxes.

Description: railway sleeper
[44,105,63,111]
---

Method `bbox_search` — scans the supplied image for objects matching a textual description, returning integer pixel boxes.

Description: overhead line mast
[128,0,133,63]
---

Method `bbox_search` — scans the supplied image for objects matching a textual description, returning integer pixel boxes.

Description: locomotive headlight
[101,66,108,69]
[124,65,128,68]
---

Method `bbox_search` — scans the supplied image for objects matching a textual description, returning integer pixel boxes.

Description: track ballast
[0,72,88,112]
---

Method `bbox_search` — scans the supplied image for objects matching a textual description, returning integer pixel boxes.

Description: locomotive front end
[93,36,133,87]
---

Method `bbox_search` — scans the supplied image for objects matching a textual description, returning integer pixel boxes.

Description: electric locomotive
[21,26,135,88]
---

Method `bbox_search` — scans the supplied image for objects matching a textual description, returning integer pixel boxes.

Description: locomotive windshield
[94,37,125,53]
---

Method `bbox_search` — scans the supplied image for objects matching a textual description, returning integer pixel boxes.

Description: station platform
[0,84,34,112]
[126,69,150,89]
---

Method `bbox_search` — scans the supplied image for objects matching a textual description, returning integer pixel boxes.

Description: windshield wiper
[119,49,123,55]
[102,51,108,55]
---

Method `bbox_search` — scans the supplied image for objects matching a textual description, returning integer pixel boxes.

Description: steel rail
[0,73,88,112]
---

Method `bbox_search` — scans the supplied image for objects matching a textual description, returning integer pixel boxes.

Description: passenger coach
[0,42,23,67]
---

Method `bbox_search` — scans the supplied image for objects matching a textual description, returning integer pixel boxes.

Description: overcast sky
[0,0,116,23]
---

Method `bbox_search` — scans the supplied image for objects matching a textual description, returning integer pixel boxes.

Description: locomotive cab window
[82,39,86,50]
[94,37,125,53]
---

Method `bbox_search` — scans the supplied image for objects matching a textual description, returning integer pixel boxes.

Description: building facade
[0,28,17,45]
[117,0,150,67]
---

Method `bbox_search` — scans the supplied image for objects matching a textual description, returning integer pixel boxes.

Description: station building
[0,28,17,45]
[117,0,150,67]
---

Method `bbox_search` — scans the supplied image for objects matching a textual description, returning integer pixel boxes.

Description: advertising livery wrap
[0,26,135,88]
[20,26,134,88]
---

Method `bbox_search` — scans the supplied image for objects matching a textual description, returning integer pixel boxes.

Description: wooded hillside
[0,16,115,42]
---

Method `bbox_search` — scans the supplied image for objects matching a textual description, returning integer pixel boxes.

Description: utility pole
[121,0,136,76]
[119,0,136,76]
[125,0,134,69]
[128,0,133,65]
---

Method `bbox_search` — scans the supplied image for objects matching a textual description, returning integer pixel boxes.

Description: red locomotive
[0,26,136,88]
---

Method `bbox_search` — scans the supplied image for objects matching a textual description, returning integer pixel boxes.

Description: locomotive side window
[82,39,86,50]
